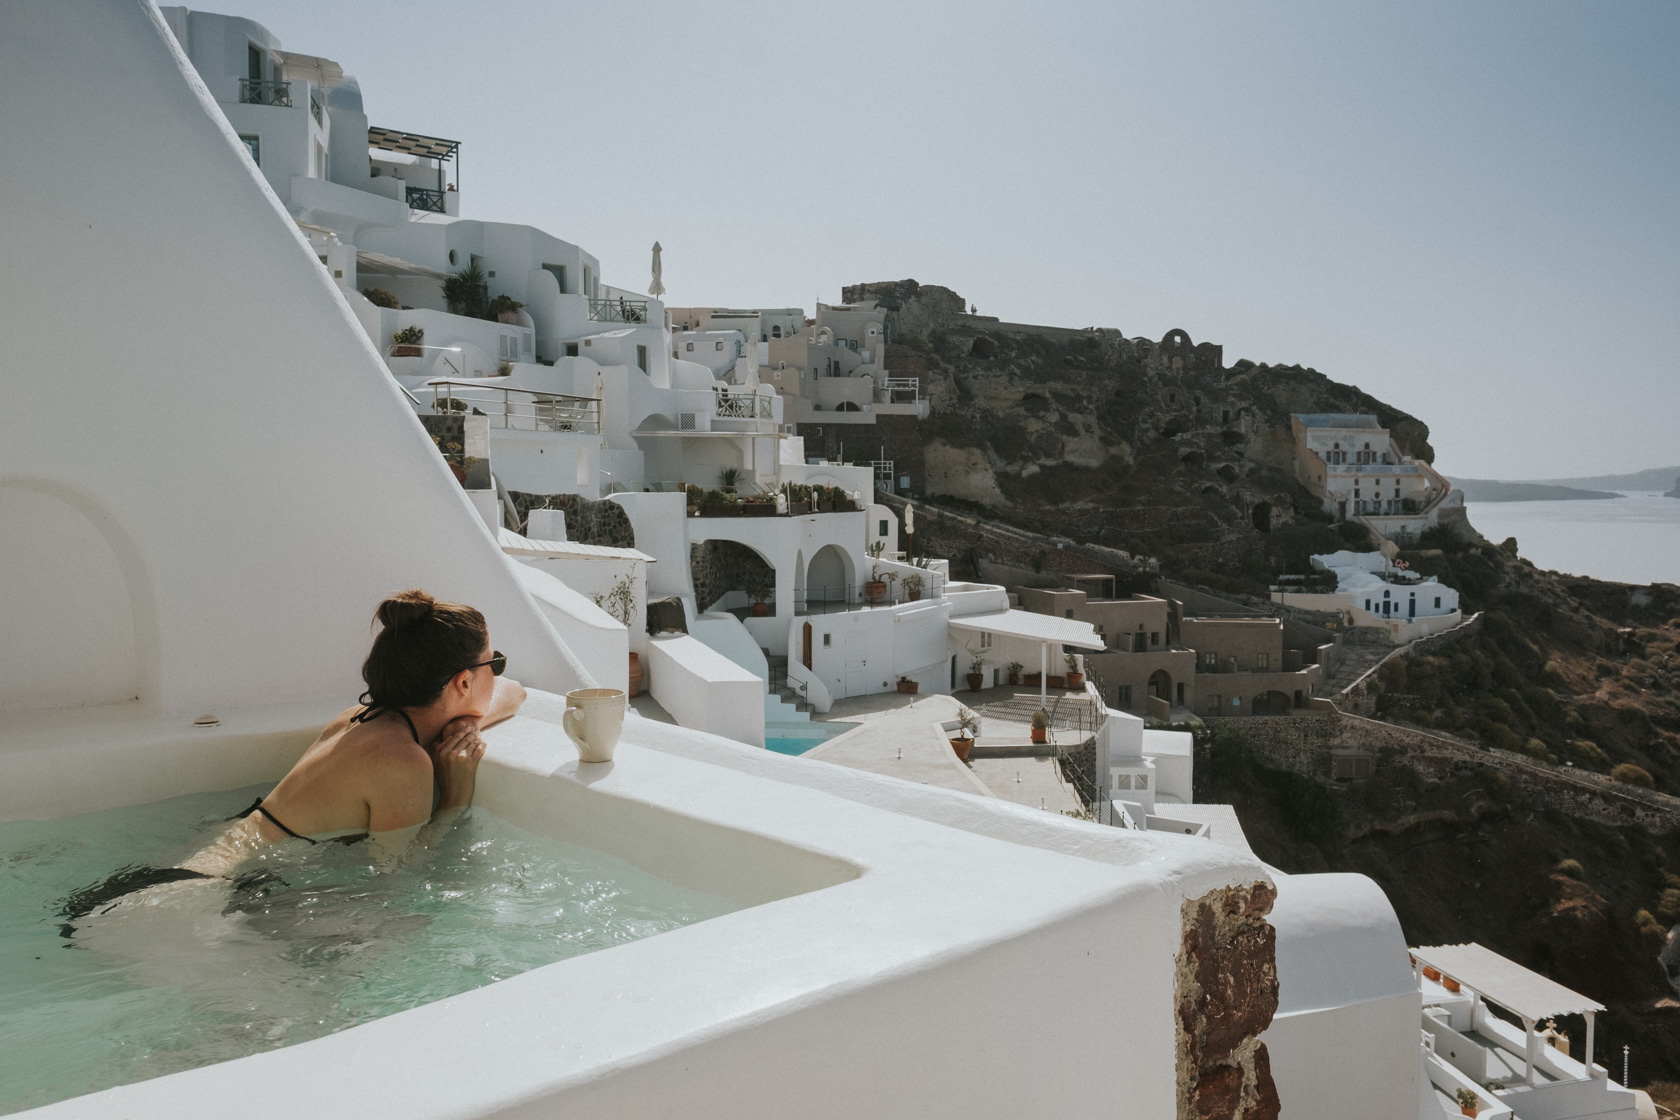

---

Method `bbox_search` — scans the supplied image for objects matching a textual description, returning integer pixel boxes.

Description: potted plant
[361,286,400,309]
[685,483,702,517]
[817,485,838,513]
[1455,1088,1479,1117]
[592,575,641,697]
[949,706,979,761]
[746,572,773,616]
[896,676,919,695]
[442,261,489,318]
[966,657,986,692]
[902,571,925,602]
[495,360,513,377]
[1065,652,1085,690]
[863,564,895,604]
[1007,661,1023,686]
[1030,708,1050,745]
[391,324,424,357]
[744,491,778,517]
[718,465,740,494]
[488,293,524,324]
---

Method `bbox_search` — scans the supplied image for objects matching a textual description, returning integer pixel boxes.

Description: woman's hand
[433,717,487,811]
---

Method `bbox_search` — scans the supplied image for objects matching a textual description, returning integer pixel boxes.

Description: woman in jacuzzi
[60,590,527,926]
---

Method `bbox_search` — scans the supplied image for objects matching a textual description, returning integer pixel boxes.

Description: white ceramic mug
[563,688,625,763]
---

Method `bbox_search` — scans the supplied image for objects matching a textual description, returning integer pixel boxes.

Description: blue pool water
[765,722,850,756]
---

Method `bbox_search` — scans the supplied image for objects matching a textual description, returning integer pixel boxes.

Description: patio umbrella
[903,503,914,558]
[648,241,665,297]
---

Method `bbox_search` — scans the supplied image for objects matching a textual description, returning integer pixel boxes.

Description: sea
[1463,491,1680,587]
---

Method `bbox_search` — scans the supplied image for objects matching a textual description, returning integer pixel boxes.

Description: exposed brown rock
[1177,880,1280,1120]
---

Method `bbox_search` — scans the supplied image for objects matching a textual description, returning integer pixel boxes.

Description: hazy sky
[217,0,1678,479]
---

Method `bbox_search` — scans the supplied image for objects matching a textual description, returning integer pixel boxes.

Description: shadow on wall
[0,481,153,712]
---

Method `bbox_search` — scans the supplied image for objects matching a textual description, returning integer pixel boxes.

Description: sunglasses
[468,651,507,676]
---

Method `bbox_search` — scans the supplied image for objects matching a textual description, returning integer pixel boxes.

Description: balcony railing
[794,583,940,615]
[588,297,648,323]
[715,391,773,420]
[310,95,323,126]
[880,377,921,404]
[238,79,291,107]
[406,186,447,213]
[428,381,599,434]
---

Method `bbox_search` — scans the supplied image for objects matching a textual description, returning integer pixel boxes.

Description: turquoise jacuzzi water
[765,721,851,756]
[0,785,738,1114]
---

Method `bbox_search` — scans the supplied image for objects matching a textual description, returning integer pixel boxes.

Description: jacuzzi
[2,689,1267,1119]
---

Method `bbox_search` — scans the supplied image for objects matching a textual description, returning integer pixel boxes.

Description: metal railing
[310,95,323,126]
[715,391,773,420]
[238,79,291,106]
[588,297,649,323]
[428,380,599,434]
[406,186,447,213]
[880,377,920,404]
[793,583,939,615]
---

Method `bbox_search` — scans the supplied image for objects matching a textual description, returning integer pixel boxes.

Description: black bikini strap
[352,702,422,745]
[233,796,317,844]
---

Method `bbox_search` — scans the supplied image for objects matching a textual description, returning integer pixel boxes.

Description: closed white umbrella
[648,241,665,298]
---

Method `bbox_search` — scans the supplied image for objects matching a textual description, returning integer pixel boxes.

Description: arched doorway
[1147,669,1172,703]
[806,544,851,606]
[1255,690,1292,715]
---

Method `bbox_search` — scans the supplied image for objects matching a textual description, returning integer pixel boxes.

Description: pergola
[948,610,1105,708]
[1411,942,1605,1087]
[367,126,461,193]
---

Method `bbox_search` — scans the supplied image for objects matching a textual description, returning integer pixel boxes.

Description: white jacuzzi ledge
[16,690,1270,1119]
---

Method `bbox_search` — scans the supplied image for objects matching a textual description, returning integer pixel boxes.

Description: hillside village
[5,5,1680,1119]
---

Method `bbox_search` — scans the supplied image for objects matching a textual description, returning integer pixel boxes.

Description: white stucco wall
[1263,872,1420,1118]
[646,634,765,747]
[0,0,590,717]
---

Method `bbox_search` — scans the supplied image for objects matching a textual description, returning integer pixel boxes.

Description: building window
[1232,696,1242,708]
[1202,651,1217,670]
[822,633,831,648]
[1207,694,1222,713]
[1116,685,1132,708]
[1257,653,1270,670]
[1065,609,1074,619]
[715,341,724,351]
[1150,631,1159,647]
[239,133,260,166]
[878,519,889,536]
[636,345,648,373]
[685,342,694,352]
[565,343,579,357]
[1435,597,1442,609]
[980,632,992,649]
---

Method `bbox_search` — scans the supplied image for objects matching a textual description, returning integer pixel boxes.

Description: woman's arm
[479,676,527,730]
[369,720,485,872]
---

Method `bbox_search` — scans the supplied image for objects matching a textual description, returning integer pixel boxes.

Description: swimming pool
[765,721,852,756]
[0,783,737,1114]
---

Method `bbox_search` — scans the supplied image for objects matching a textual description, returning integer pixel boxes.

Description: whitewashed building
[1292,413,1464,542]
[1273,550,1463,643]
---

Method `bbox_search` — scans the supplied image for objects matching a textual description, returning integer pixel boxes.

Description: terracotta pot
[750,602,769,617]
[447,461,467,486]
[949,737,972,762]
[1461,1105,1477,1118]
[1066,672,1085,689]
[907,589,922,601]
[497,311,519,324]
[1024,673,1042,686]
[392,344,423,357]
[896,681,919,694]
[1048,676,1065,689]
[1008,674,1020,686]
[966,673,984,692]
[1031,727,1047,744]
[863,580,887,604]
[626,652,644,699]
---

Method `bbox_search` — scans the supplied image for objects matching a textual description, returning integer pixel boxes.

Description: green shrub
[1554,859,1584,879]
[1658,888,1680,925]
[1522,738,1557,764]
[1612,763,1654,788]
[1570,739,1609,767]
[1635,908,1667,940]
[361,287,400,309]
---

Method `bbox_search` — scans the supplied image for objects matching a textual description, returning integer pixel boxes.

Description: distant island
[1536,466,1680,491]
[1449,478,1622,503]
[1667,476,1680,499]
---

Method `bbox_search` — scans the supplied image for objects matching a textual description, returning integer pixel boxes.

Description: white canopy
[948,610,1105,651]
[1411,943,1604,1021]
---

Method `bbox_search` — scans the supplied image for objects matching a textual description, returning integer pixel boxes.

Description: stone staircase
[764,652,810,714]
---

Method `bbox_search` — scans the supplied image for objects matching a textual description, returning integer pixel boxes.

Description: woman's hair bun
[375,589,436,630]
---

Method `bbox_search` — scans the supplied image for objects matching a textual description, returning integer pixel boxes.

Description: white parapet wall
[646,634,766,747]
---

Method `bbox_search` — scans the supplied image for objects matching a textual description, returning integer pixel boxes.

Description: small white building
[1274,550,1463,643]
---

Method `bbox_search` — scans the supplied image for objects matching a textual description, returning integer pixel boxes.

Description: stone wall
[506,491,636,548]
[1177,881,1281,1120]
[689,538,774,613]
[1205,709,1680,831]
